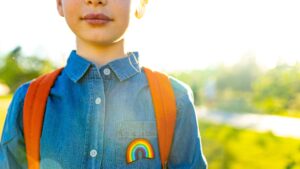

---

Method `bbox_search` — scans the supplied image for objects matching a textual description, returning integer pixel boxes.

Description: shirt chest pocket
[115,121,161,169]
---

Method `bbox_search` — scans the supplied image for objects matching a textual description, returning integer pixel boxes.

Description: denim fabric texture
[0,50,207,169]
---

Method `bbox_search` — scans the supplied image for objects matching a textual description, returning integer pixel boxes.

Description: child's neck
[76,38,127,66]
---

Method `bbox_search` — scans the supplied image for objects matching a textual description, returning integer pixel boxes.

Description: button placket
[103,68,111,76]
[85,68,105,169]
[95,97,102,104]
[90,149,98,158]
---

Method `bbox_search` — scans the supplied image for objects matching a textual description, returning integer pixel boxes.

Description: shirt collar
[65,50,141,83]
[108,51,141,81]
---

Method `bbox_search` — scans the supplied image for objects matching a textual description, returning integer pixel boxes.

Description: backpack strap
[143,66,177,169]
[23,67,64,169]
[22,66,176,169]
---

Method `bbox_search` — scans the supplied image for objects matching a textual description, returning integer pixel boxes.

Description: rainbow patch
[126,138,155,163]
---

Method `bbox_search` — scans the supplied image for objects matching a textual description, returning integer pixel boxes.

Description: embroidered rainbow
[126,138,155,163]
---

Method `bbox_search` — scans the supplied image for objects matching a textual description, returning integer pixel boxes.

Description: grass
[0,95,12,137]
[199,120,300,169]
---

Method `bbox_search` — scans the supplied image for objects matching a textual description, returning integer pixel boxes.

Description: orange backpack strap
[22,66,176,169]
[23,67,64,169]
[143,66,177,169]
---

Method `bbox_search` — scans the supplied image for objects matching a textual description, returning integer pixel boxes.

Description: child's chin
[88,38,123,46]
[77,34,114,44]
[76,31,125,45]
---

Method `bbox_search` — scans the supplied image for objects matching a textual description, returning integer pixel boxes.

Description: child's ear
[56,0,64,17]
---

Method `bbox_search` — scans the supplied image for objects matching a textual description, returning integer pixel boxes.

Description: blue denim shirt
[0,50,207,169]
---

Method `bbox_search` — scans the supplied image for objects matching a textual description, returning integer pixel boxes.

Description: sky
[1,0,300,72]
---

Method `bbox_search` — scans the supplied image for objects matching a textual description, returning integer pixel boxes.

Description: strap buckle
[163,161,168,169]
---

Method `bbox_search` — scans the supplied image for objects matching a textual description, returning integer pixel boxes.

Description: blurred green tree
[214,56,261,112]
[253,63,300,114]
[0,47,57,93]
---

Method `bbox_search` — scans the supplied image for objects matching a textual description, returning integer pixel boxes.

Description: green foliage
[169,69,217,106]
[0,47,57,93]
[216,57,261,92]
[213,57,261,113]
[214,90,255,112]
[170,57,300,116]
[170,57,261,113]
[199,120,300,169]
[0,95,12,136]
[253,64,300,114]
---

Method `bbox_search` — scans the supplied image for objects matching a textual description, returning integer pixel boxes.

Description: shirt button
[90,149,97,158]
[95,97,101,104]
[103,68,111,75]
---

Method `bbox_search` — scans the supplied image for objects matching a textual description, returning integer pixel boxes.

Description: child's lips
[81,13,113,25]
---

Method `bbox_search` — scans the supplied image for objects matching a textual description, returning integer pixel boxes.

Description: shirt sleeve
[0,83,30,169]
[168,85,208,169]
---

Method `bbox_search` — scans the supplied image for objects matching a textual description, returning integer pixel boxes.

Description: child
[0,0,207,168]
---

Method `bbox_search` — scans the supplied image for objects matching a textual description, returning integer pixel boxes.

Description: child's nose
[85,0,107,6]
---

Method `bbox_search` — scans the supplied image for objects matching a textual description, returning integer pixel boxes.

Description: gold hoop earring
[135,0,148,19]
[135,6,145,19]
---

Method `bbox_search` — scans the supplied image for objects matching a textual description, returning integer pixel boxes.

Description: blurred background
[1,0,300,168]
